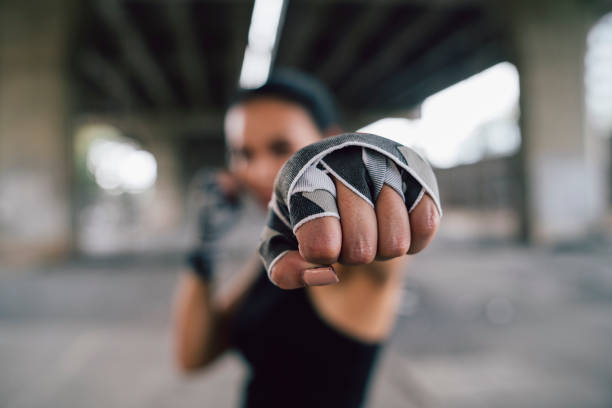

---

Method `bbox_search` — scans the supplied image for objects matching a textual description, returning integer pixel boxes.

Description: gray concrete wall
[0,0,76,264]
[510,1,611,244]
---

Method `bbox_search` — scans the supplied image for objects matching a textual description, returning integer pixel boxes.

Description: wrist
[187,249,215,283]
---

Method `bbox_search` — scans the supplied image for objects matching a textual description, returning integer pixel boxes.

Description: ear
[324,124,343,138]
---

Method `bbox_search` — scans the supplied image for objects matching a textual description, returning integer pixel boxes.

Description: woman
[173,71,440,407]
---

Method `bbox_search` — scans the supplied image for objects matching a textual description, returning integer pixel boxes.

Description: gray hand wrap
[258,132,442,275]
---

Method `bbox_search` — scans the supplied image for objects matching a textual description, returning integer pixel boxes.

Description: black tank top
[230,267,382,408]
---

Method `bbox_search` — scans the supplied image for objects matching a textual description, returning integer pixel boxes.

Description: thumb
[269,251,338,289]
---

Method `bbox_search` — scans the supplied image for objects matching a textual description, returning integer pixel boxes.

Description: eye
[268,139,292,157]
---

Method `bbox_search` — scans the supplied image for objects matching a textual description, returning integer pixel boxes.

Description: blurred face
[225,97,323,208]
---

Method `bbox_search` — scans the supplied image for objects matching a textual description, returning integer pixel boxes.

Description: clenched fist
[259,133,442,289]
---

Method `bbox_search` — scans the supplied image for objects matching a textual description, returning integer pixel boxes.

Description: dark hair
[230,69,338,133]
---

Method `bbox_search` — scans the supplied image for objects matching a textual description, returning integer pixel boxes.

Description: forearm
[173,170,248,372]
[172,272,225,372]
[172,254,262,373]
[307,257,409,342]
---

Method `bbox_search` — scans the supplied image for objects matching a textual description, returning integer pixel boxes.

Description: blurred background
[1,0,611,407]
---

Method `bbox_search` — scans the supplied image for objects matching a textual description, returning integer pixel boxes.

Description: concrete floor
[1,242,611,408]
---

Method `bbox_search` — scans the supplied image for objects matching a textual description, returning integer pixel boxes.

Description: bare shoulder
[306,257,409,343]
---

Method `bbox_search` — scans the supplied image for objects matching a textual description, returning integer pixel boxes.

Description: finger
[333,178,378,265]
[295,216,342,265]
[407,194,440,254]
[269,250,339,289]
[375,184,411,260]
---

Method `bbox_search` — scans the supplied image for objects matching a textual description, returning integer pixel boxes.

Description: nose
[250,157,275,182]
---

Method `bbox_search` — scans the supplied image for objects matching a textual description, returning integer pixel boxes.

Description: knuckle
[269,265,297,290]
[342,240,376,264]
[422,206,440,235]
[414,205,440,238]
[295,218,341,264]
[300,239,341,264]
[379,235,411,258]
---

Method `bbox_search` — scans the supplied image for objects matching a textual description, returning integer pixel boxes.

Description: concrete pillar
[511,1,610,244]
[0,1,75,264]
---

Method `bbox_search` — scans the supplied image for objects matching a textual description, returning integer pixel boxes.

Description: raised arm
[257,132,441,342]
[172,171,256,373]
[172,254,261,373]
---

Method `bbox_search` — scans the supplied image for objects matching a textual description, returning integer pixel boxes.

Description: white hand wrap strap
[258,133,442,275]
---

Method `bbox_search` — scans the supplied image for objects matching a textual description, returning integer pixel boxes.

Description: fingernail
[303,267,339,286]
